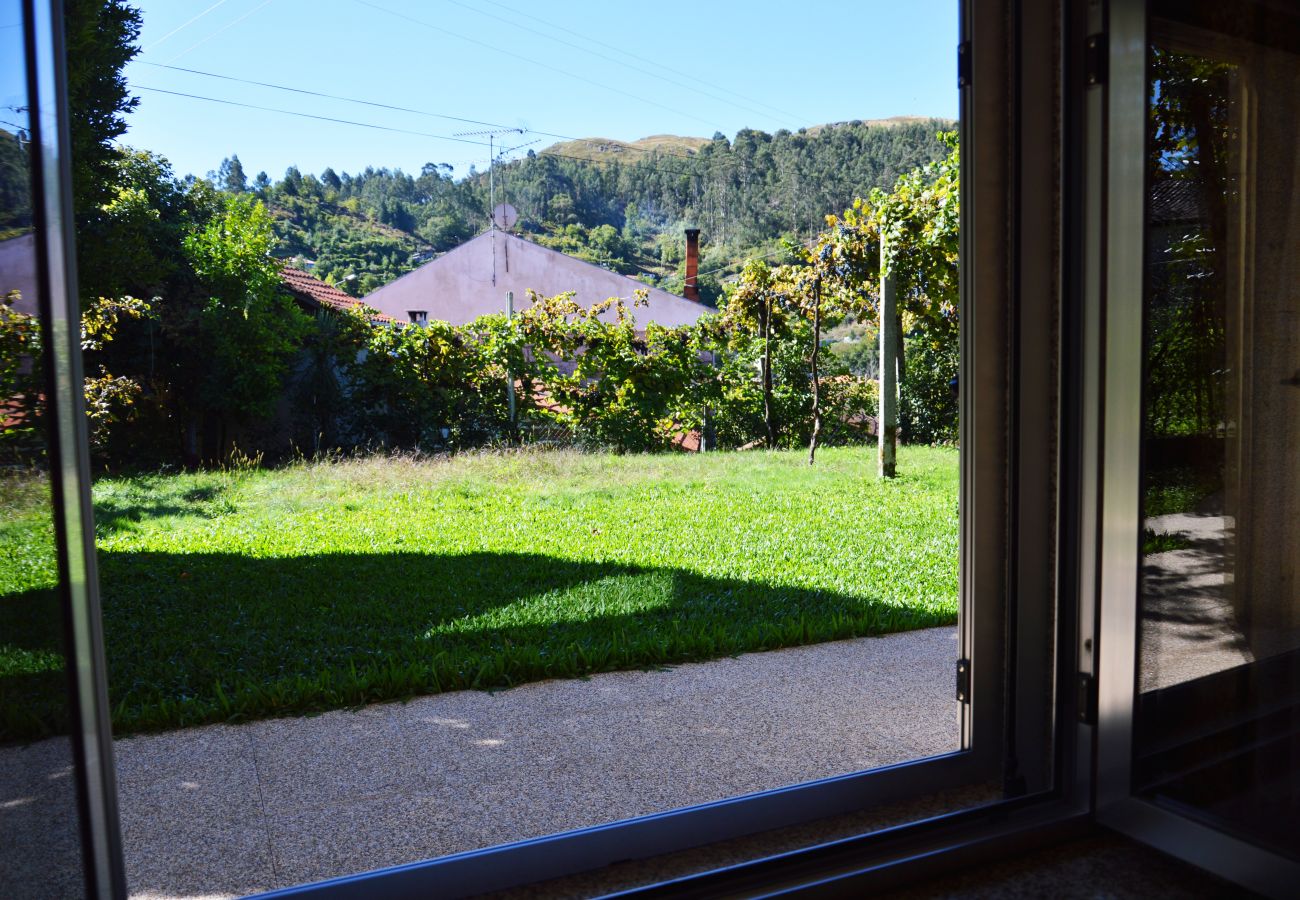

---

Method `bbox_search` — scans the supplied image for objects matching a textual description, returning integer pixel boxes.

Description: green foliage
[0,447,957,738]
[340,310,510,448]
[1142,464,1221,518]
[513,290,715,451]
[217,154,247,194]
[0,129,31,235]
[899,318,959,445]
[65,131,963,467]
[64,0,141,216]
[0,292,44,460]
[250,120,952,298]
[179,194,309,422]
[1141,526,1193,555]
[1143,49,1232,440]
[1,292,150,462]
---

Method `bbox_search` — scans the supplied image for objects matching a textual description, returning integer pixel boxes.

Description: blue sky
[122,0,958,181]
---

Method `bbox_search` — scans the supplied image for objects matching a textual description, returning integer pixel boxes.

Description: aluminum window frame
[20,0,1109,896]
[21,0,127,896]
[1086,1,1300,896]
[254,0,1082,895]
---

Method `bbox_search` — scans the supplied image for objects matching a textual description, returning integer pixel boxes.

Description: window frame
[21,0,126,895]
[252,0,1081,894]
[22,0,1112,896]
[1087,1,1300,895]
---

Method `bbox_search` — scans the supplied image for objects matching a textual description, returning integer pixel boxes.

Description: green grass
[1141,526,1194,555]
[1143,465,1220,518]
[1,446,958,739]
[0,474,68,741]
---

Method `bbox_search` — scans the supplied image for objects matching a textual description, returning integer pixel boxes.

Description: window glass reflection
[0,2,88,896]
[1137,9,1300,860]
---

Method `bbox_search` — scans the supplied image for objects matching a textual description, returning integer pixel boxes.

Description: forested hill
[233,117,954,300]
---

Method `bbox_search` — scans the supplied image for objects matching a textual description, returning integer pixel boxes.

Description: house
[278,265,398,324]
[360,229,710,328]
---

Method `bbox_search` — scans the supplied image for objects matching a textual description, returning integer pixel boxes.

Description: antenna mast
[454,126,529,287]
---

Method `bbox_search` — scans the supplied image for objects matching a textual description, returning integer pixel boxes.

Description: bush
[900,319,958,445]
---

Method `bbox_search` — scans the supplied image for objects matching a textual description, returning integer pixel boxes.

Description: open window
[24,0,1286,897]
[1090,0,1300,894]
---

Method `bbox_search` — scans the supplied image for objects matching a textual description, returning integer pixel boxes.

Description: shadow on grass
[91,483,232,537]
[2,550,955,740]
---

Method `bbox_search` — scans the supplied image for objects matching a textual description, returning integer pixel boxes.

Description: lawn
[1,446,958,739]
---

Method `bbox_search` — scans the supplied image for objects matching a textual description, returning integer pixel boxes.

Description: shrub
[900,319,959,445]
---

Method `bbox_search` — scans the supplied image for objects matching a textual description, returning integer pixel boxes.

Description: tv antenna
[454,126,536,285]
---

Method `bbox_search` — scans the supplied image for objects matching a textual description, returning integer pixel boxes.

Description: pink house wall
[362,231,709,329]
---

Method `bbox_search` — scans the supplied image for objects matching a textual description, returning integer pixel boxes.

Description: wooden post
[879,238,898,478]
[505,291,516,424]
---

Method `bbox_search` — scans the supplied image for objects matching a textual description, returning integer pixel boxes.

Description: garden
[2,115,966,744]
[0,445,958,741]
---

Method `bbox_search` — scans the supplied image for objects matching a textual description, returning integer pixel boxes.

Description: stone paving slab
[4,627,960,899]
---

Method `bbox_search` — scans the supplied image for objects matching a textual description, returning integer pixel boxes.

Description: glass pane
[1136,3,1300,860]
[85,2,997,893]
[0,2,88,895]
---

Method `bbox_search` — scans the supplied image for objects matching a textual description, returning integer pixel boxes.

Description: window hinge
[956,658,971,704]
[957,40,971,88]
[1076,672,1097,724]
[1085,32,1107,86]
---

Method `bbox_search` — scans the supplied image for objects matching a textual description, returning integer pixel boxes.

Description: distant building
[361,230,709,329]
[279,266,397,324]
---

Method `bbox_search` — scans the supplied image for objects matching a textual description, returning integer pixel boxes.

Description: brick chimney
[684,228,701,301]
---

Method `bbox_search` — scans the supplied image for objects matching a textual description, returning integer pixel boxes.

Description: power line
[436,0,805,132]
[130,85,495,148]
[128,81,725,184]
[137,62,522,133]
[164,0,275,65]
[145,0,231,51]
[467,0,811,126]
[135,61,708,165]
[349,0,727,132]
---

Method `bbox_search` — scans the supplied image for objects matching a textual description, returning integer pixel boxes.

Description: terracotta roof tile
[279,267,399,324]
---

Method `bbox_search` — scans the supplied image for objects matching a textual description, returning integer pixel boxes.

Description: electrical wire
[466,0,810,126]
[128,81,736,184]
[348,0,727,131]
[135,61,709,164]
[144,0,231,51]
[437,0,805,132]
[137,62,523,133]
[164,0,275,65]
[130,66,752,181]
[131,85,495,148]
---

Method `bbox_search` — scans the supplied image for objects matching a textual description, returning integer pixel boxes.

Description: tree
[782,224,875,464]
[176,193,309,457]
[218,154,248,193]
[722,259,792,447]
[64,0,141,216]
[0,128,31,233]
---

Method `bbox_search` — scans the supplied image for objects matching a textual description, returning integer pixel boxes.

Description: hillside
[542,134,712,164]
[542,118,953,163]
[245,118,955,299]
